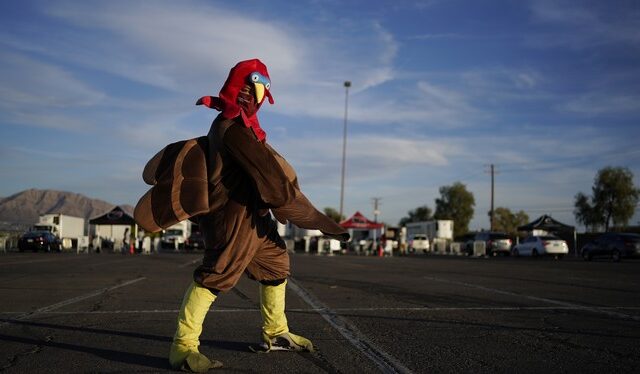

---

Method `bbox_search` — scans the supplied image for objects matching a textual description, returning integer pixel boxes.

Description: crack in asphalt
[288,277,414,374]
[0,277,146,330]
[229,287,256,306]
[1,335,53,371]
[299,349,346,374]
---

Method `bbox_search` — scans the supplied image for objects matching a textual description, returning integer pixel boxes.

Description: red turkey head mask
[196,59,274,141]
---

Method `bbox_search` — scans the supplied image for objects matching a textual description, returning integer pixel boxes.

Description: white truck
[32,213,86,250]
[161,220,192,250]
[405,220,454,253]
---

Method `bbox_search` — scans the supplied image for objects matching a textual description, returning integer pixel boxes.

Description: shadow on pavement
[0,333,169,370]
[0,318,256,370]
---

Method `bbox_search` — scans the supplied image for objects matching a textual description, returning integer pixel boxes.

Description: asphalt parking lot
[1,251,639,373]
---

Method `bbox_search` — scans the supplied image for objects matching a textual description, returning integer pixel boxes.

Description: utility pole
[486,164,496,231]
[372,197,382,222]
[372,197,382,255]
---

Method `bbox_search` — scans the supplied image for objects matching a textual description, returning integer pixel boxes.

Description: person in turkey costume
[134,59,350,372]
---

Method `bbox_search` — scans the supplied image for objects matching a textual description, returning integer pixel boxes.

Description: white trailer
[405,222,427,242]
[161,220,192,250]
[405,220,454,242]
[33,214,86,250]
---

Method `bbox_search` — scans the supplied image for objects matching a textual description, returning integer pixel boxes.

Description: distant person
[380,234,387,255]
[122,228,130,254]
[400,241,407,256]
[134,59,349,371]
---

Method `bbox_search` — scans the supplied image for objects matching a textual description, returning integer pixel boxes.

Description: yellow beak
[254,83,265,104]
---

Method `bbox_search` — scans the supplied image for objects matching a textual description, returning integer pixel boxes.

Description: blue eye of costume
[249,72,271,89]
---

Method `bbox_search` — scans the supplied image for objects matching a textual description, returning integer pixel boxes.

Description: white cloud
[417,81,464,106]
[528,0,640,48]
[460,67,546,99]
[276,133,458,186]
[348,135,452,167]
[16,0,408,130]
[0,52,106,131]
[562,94,640,116]
[39,1,401,96]
[1,111,94,132]
[408,33,466,40]
[0,52,104,108]
[114,114,200,153]
[0,1,497,149]
[530,0,595,25]
[270,77,479,129]
[513,73,537,89]
[404,81,476,124]
[42,1,303,93]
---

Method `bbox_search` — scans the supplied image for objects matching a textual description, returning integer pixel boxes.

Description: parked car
[161,228,187,249]
[409,234,430,254]
[322,237,344,254]
[185,231,205,250]
[18,231,62,252]
[580,233,640,262]
[464,232,513,256]
[512,235,568,258]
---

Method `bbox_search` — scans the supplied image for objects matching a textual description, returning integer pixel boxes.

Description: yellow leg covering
[260,280,314,352]
[169,282,223,372]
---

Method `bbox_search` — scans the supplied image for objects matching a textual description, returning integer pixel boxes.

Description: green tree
[574,192,602,232]
[434,182,475,237]
[323,207,344,223]
[493,207,529,235]
[574,166,640,231]
[399,205,432,226]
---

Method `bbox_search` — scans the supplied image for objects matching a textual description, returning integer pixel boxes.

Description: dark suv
[18,231,62,252]
[465,232,513,256]
[581,233,640,262]
[185,231,206,250]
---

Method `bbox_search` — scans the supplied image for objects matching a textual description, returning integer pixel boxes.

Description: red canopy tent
[340,211,384,229]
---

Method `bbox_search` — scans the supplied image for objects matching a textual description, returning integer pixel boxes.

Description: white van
[409,234,430,254]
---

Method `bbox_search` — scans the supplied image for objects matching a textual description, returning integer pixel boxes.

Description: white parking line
[0,256,89,266]
[178,259,201,268]
[0,277,146,329]
[288,277,414,374]
[423,275,640,322]
[1,306,639,315]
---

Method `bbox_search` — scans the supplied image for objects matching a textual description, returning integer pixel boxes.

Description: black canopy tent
[518,214,574,232]
[89,206,136,226]
[89,206,138,251]
[518,214,577,255]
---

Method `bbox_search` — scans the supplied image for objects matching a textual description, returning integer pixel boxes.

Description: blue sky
[1,0,639,231]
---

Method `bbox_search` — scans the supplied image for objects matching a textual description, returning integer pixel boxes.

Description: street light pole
[490,163,495,231]
[339,81,351,220]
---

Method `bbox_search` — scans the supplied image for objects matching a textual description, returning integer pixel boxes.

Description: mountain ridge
[0,189,134,226]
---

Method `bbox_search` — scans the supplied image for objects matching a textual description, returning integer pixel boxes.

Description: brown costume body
[135,114,348,292]
[194,115,293,291]
[135,59,348,370]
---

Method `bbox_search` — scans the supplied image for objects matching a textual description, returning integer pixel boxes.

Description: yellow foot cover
[260,331,315,353]
[259,280,315,353]
[170,343,223,372]
[169,282,221,372]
